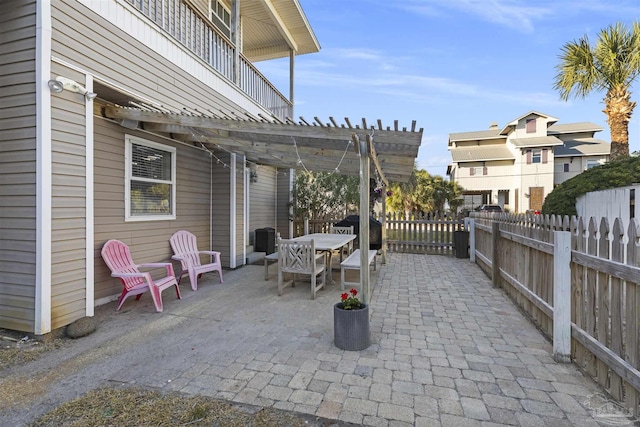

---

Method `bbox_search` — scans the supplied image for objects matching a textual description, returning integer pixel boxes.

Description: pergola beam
[102,105,423,183]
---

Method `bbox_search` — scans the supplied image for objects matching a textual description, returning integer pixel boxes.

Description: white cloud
[399,0,553,33]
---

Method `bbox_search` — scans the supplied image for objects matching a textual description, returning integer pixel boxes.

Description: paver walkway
[1,253,628,426]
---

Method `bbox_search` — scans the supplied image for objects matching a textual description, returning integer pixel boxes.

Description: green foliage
[293,171,359,219]
[553,21,640,159]
[542,156,640,216]
[386,166,464,214]
[293,166,464,218]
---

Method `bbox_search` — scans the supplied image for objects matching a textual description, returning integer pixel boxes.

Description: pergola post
[381,189,387,265]
[353,133,371,305]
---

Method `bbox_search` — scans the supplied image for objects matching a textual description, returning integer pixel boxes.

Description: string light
[292,136,352,175]
[192,133,230,169]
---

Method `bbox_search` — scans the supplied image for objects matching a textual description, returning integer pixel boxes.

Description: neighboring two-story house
[446,111,610,213]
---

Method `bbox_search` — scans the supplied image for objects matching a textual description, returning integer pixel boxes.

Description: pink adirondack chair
[169,230,223,291]
[101,239,181,312]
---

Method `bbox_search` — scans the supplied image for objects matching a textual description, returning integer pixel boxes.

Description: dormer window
[210,0,231,38]
[526,118,536,133]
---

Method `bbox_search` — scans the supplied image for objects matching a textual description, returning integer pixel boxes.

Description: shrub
[542,156,640,216]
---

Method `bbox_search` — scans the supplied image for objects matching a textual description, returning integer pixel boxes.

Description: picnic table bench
[340,249,377,290]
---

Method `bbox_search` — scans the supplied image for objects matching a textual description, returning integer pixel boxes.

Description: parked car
[475,204,503,213]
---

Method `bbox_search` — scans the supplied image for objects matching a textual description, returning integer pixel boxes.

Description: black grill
[335,215,382,250]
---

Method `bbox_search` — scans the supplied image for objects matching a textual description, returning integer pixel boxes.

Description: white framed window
[526,118,536,133]
[469,166,487,176]
[125,135,176,221]
[586,159,602,169]
[531,149,542,164]
[210,0,231,37]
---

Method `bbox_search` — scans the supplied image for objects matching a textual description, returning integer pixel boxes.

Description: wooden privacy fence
[293,213,464,255]
[385,212,463,255]
[471,213,640,417]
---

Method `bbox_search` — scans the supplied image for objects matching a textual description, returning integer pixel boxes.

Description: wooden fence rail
[471,213,640,417]
[293,213,464,255]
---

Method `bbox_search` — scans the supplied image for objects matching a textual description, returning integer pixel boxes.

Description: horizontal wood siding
[0,0,37,332]
[249,164,276,244]
[211,152,231,267]
[93,118,212,303]
[52,0,249,121]
[50,63,88,329]
[276,168,292,238]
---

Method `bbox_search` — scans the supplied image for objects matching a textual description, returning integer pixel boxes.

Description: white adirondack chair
[169,230,223,291]
[101,239,181,312]
[329,224,355,263]
[277,239,326,299]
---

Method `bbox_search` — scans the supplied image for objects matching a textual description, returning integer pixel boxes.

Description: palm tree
[554,21,640,160]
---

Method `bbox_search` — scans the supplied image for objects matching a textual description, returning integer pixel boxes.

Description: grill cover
[335,215,382,250]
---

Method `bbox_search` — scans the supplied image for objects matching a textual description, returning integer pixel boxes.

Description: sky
[255,0,640,179]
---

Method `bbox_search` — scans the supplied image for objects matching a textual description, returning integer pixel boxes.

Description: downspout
[230,153,237,268]
[85,74,95,317]
[289,169,294,238]
[35,0,53,335]
[243,156,247,264]
[210,153,213,261]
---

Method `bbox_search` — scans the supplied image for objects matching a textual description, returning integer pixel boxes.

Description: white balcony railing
[125,0,292,119]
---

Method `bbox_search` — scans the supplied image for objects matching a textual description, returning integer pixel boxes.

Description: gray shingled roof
[554,138,610,157]
[449,145,514,162]
[448,129,503,143]
[548,122,603,134]
[510,136,563,148]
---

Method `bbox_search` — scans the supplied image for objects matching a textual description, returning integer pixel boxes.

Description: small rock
[66,317,97,339]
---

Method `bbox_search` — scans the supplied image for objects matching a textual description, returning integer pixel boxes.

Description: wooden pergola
[102,104,424,303]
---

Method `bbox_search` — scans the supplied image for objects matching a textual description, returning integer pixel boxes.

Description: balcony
[125,0,292,119]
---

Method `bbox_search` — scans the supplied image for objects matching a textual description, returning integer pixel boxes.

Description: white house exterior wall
[512,114,546,138]
[553,155,608,185]
[455,160,515,193]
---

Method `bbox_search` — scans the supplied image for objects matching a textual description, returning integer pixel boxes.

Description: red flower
[338,288,362,310]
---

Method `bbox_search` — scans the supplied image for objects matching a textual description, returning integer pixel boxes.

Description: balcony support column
[289,49,295,115]
[231,0,240,85]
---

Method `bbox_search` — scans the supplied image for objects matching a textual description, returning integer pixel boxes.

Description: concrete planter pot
[333,303,370,351]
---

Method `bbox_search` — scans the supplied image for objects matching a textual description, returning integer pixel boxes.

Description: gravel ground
[0,328,349,427]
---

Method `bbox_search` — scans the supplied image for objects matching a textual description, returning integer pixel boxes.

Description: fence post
[491,221,500,288]
[469,219,476,263]
[304,217,309,235]
[553,230,572,363]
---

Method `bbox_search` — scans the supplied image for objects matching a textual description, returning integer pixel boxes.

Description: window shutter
[470,167,475,176]
[526,150,532,164]
[542,149,548,164]
[483,167,488,175]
